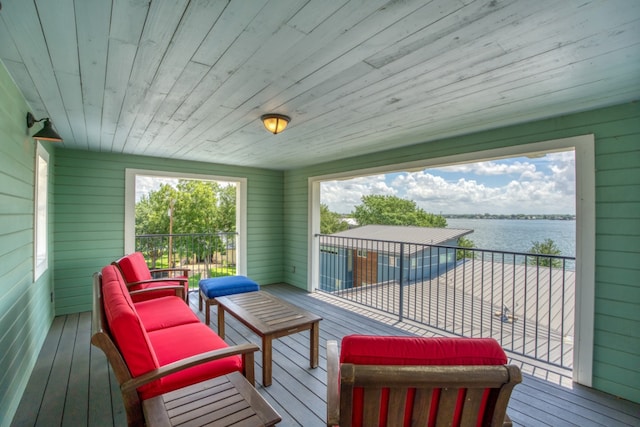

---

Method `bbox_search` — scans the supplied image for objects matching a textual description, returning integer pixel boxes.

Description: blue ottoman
[198,276,259,325]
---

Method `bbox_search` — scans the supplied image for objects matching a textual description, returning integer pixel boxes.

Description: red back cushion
[117,252,152,282]
[101,265,159,378]
[339,335,507,427]
[340,335,507,365]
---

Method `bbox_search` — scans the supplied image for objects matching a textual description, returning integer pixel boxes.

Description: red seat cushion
[133,296,200,332]
[141,323,243,399]
[340,335,507,427]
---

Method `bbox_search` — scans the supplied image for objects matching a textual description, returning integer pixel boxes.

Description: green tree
[135,180,237,262]
[320,204,349,234]
[352,195,447,227]
[173,180,220,234]
[135,184,177,235]
[456,236,476,260]
[528,238,562,267]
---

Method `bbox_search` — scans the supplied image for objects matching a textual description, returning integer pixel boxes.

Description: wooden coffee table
[215,291,322,386]
[142,372,281,426]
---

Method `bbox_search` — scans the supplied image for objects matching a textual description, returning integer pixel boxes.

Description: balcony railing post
[399,242,404,322]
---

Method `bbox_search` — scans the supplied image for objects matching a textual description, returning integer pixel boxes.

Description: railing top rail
[137,232,238,238]
[316,233,575,261]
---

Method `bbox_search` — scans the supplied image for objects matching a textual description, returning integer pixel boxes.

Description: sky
[135,176,234,202]
[321,151,576,215]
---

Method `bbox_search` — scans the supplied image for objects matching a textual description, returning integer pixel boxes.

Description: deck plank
[10,316,65,427]
[36,313,78,426]
[63,311,92,426]
[11,283,640,427]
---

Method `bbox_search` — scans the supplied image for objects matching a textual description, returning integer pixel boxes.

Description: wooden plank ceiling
[0,0,638,170]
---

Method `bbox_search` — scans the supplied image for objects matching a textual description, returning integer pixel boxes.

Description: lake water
[445,218,576,258]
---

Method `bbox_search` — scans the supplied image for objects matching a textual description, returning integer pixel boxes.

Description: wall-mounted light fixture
[26,112,63,142]
[261,114,290,135]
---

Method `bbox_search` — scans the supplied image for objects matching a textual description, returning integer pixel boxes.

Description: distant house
[319,225,473,291]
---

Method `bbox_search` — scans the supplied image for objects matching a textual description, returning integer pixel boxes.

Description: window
[34,143,49,280]
[124,168,248,275]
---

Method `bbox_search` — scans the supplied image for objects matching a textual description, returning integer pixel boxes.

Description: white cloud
[321,175,396,213]
[320,152,575,215]
[135,176,178,202]
[436,160,537,177]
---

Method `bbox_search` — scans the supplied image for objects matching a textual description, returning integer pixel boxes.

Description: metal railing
[135,232,237,291]
[317,234,575,370]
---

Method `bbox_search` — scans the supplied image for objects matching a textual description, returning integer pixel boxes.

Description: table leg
[262,335,273,387]
[310,321,319,368]
[217,307,226,339]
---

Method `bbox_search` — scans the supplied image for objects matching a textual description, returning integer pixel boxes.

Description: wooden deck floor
[11,283,640,427]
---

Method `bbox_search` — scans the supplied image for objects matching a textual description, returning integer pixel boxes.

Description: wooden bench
[91,266,281,426]
[215,290,322,386]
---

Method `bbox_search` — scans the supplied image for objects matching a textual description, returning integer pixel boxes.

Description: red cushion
[340,335,507,365]
[140,323,243,399]
[340,336,507,427]
[101,265,159,377]
[117,252,152,282]
[134,296,199,332]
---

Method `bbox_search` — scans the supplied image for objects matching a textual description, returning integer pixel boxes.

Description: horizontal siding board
[594,316,640,340]
[594,360,640,401]
[596,235,640,252]
[595,185,640,203]
[597,169,640,186]
[595,267,640,287]
[596,202,640,219]
[595,250,640,269]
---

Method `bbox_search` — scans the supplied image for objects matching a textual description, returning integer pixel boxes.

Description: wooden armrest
[326,340,340,426]
[126,277,188,287]
[121,343,260,393]
[149,267,191,276]
[129,285,185,300]
[503,413,513,427]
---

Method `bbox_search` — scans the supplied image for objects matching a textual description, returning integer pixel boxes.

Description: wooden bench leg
[200,290,216,326]
[217,306,226,339]
[310,321,319,369]
[262,335,273,387]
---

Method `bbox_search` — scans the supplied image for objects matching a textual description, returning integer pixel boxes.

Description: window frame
[309,134,595,386]
[124,168,248,276]
[34,142,49,280]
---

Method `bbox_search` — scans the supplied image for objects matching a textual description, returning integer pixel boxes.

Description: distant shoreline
[442,214,575,220]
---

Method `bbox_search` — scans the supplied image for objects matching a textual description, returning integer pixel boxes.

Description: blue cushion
[198,276,259,298]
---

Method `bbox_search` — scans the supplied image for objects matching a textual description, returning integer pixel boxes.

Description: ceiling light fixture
[26,112,63,142]
[261,114,290,134]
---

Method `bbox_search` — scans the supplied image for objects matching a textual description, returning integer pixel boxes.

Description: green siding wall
[283,102,640,403]
[52,149,284,315]
[0,63,55,425]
